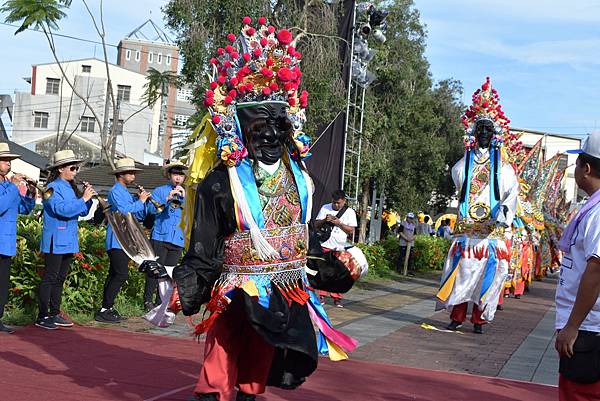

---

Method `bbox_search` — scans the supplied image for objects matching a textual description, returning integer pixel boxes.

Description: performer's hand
[82,185,97,202]
[139,260,168,279]
[139,191,151,203]
[11,173,24,185]
[555,325,579,358]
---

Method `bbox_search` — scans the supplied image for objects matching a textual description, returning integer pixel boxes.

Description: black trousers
[397,245,414,272]
[0,254,12,320]
[101,249,130,309]
[38,253,73,318]
[144,240,182,304]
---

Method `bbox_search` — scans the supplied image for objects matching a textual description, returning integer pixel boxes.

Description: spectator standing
[555,131,600,400]
[416,215,434,236]
[314,190,357,307]
[397,213,416,274]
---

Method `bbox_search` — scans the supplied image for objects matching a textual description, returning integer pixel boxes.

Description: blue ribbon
[459,150,474,219]
[307,288,334,355]
[489,147,500,218]
[479,240,498,300]
[235,159,265,229]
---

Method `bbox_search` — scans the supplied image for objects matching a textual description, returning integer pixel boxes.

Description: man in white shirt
[555,131,600,400]
[315,190,357,307]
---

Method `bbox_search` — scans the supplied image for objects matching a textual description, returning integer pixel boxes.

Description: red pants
[194,300,275,400]
[560,374,600,401]
[318,290,342,300]
[450,302,486,325]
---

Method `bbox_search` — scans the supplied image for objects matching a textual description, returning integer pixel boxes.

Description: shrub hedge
[7,216,451,317]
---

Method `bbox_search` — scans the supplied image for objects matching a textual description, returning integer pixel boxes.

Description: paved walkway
[137,273,559,386]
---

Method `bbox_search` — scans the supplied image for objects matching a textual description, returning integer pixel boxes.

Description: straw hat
[111,158,143,174]
[0,143,21,160]
[48,149,83,169]
[162,161,188,177]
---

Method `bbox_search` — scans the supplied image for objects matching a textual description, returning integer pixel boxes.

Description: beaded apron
[196,165,309,334]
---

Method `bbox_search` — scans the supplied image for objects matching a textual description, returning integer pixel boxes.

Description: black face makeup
[237,103,291,165]
[475,119,495,149]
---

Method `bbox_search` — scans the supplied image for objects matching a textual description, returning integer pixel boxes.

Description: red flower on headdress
[277,29,293,45]
[212,115,221,124]
[217,48,225,56]
[253,48,262,57]
[299,90,309,108]
[217,76,226,85]
[266,58,274,67]
[262,87,271,95]
[258,16,267,25]
[277,67,293,82]
[225,45,234,54]
[210,82,218,90]
[224,96,233,105]
[210,58,218,65]
[260,67,274,78]
[246,27,256,36]
[260,37,268,47]
[242,16,252,25]
[227,33,236,42]
[228,89,237,98]
[268,26,276,34]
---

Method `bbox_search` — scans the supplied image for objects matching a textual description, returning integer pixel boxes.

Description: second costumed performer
[171,17,358,401]
[436,77,519,334]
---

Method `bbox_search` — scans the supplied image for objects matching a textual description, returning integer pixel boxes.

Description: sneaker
[144,301,156,312]
[95,309,121,324]
[473,324,484,334]
[446,320,462,331]
[496,304,503,311]
[108,308,127,321]
[0,321,14,334]
[52,315,74,327]
[514,295,521,299]
[35,316,58,330]
[333,300,344,308]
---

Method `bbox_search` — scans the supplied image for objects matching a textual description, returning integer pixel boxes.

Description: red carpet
[0,325,557,401]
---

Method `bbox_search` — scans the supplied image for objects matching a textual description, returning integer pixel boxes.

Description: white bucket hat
[111,158,143,174]
[0,143,21,160]
[48,149,83,169]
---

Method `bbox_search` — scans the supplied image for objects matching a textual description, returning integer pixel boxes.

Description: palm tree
[1,0,71,34]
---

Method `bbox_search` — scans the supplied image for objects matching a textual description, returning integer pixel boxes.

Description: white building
[514,128,582,203]
[12,58,161,163]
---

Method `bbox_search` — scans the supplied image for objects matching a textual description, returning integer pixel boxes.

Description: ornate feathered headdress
[203,16,311,167]
[461,77,518,150]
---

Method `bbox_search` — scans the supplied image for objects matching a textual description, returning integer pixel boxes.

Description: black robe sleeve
[173,166,237,316]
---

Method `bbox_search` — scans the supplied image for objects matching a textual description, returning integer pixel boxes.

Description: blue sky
[0,0,597,139]
[413,0,600,137]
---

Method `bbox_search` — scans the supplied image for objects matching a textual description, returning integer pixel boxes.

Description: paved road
[135,273,558,385]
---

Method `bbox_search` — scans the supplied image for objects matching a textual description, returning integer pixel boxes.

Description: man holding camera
[314,190,357,307]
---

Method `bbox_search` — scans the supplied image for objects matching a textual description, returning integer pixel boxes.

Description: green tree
[355,0,464,241]
[163,0,347,134]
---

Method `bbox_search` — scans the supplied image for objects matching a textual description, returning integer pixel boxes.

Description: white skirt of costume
[436,235,509,322]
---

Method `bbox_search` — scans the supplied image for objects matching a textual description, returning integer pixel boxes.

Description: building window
[82,65,91,73]
[125,49,131,61]
[176,88,193,102]
[166,54,171,65]
[135,50,140,62]
[80,116,95,133]
[34,112,49,128]
[148,51,154,63]
[45,78,60,95]
[157,53,163,64]
[117,85,131,103]
[174,114,190,127]
[110,119,124,136]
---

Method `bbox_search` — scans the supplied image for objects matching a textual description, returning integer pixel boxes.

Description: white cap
[567,131,600,159]
[407,212,415,218]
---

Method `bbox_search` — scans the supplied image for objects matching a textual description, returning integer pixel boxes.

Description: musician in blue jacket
[95,158,150,323]
[37,150,95,330]
[0,143,36,334]
[144,162,186,311]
